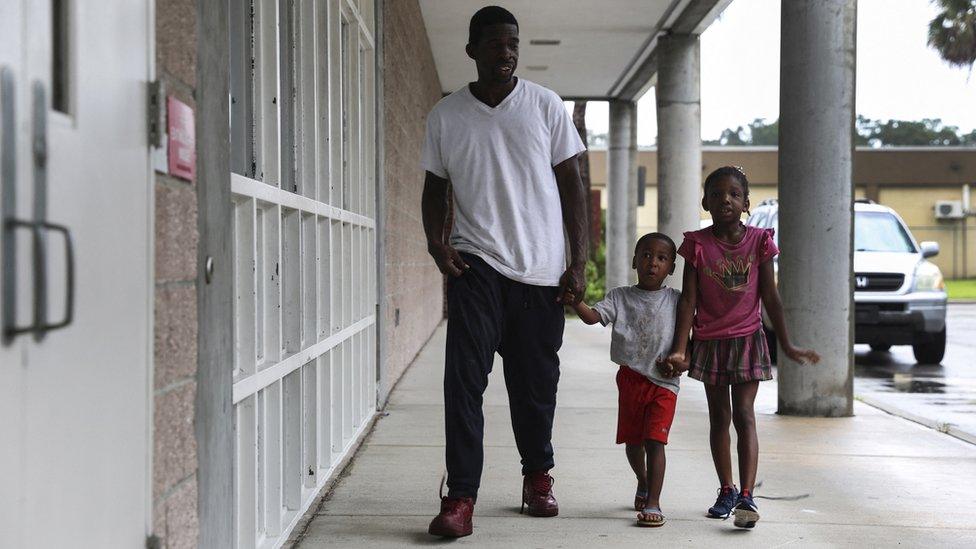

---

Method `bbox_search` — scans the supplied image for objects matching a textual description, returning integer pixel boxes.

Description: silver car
[746,199,948,364]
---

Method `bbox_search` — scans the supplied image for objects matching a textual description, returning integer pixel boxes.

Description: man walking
[421,5,588,538]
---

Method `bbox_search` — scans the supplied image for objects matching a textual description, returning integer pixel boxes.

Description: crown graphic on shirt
[705,254,753,292]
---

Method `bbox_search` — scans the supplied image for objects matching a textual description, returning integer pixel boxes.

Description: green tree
[708,116,975,147]
[857,117,969,146]
[928,0,976,71]
[747,118,779,145]
[704,118,777,146]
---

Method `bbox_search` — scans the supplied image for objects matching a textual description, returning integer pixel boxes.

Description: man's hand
[428,242,469,277]
[557,263,585,304]
[784,346,821,365]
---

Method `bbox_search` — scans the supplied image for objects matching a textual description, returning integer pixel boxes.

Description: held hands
[656,352,689,379]
[428,242,469,277]
[557,263,585,305]
[784,346,821,365]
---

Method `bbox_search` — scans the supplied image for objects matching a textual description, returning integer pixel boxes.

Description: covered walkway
[291,320,976,547]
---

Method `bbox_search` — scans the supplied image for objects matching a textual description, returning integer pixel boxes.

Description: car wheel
[870,343,891,352]
[764,326,778,364]
[912,328,946,365]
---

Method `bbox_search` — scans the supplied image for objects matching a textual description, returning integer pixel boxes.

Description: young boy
[569,232,681,527]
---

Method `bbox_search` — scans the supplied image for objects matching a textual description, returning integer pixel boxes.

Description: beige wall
[380,0,445,403]
[591,147,976,278]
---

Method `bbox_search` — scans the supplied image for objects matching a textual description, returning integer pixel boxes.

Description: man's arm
[553,156,587,304]
[422,171,468,277]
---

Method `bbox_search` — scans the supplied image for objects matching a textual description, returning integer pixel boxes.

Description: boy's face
[466,23,519,84]
[632,238,675,290]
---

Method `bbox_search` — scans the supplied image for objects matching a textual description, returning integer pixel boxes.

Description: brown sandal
[637,506,666,527]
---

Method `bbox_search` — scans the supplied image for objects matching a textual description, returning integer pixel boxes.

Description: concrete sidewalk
[294,320,976,547]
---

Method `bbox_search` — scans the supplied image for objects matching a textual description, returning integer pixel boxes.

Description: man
[421,5,588,538]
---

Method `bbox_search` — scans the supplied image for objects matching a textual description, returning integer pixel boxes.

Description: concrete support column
[656,34,701,288]
[777,0,857,417]
[606,100,637,290]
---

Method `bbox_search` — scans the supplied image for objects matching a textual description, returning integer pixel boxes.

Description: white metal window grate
[228,1,376,547]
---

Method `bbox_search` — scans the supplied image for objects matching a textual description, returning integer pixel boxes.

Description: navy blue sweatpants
[444,253,564,499]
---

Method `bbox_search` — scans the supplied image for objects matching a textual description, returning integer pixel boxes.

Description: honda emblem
[855,276,868,289]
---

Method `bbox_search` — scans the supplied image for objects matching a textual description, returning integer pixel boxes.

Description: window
[227,1,377,547]
[855,212,916,253]
[51,0,70,114]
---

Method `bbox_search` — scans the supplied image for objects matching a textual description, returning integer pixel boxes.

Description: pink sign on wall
[167,96,196,182]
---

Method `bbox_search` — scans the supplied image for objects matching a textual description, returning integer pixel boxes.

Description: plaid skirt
[688,329,773,385]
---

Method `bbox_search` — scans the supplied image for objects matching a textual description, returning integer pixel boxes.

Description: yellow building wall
[878,186,976,279]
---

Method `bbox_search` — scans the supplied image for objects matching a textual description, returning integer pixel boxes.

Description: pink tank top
[677,226,779,341]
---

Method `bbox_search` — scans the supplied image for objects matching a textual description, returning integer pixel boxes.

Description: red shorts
[616,365,678,445]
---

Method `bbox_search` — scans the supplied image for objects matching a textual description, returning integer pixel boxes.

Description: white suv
[746,199,948,364]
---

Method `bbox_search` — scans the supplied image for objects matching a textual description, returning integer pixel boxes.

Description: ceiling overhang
[418,0,732,101]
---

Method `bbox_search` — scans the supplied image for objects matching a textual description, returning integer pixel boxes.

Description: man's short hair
[468,6,519,45]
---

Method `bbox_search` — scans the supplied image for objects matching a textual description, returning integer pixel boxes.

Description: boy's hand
[784,346,821,365]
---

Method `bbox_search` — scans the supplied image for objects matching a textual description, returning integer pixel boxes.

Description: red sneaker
[522,471,559,517]
[428,496,474,537]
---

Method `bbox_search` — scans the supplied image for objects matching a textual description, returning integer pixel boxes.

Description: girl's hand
[665,352,689,378]
[784,346,821,365]
[655,357,674,377]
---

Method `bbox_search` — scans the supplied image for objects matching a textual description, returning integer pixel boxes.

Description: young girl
[664,166,820,529]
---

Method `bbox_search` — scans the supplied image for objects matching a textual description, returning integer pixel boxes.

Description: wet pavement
[854,303,976,444]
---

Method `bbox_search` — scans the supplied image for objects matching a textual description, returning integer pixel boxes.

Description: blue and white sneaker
[707,485,739,518]
[733,492,760,528]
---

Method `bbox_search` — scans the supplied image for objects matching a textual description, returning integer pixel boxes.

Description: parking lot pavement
[854,303,976,444]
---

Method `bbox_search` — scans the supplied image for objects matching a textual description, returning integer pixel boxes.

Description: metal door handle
[1,70,75,343]
[31,220,73,333]
[3,219,75,341]
[1,65,19,344]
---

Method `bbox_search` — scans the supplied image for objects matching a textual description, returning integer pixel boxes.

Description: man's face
[466,23,519,83]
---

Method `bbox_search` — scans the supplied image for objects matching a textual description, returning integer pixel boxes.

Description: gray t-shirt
[420,78,587,286]
[592,286,682,394]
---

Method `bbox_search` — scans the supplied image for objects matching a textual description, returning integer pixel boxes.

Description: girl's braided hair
[703,165,750,197]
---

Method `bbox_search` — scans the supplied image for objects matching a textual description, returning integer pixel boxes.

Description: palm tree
[927,0,976,70]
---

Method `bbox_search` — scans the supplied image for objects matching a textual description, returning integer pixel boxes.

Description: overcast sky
[576,0,976,146]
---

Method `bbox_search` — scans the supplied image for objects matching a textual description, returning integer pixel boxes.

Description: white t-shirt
[421,78,587,286]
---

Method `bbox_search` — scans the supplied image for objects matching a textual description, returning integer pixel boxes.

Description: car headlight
[914,261,945,291]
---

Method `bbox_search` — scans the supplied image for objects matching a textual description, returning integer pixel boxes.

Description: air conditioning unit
[934,200,964,219]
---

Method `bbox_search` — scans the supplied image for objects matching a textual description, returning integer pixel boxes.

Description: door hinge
[147,80,165,149]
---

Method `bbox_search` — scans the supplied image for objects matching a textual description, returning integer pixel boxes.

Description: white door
[0,1,152,547]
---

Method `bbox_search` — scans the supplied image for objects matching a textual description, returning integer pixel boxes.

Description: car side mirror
[920,241,939,258]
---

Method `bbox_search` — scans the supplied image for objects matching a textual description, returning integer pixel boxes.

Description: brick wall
[152,0,199,547]
[380,0,444,403]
